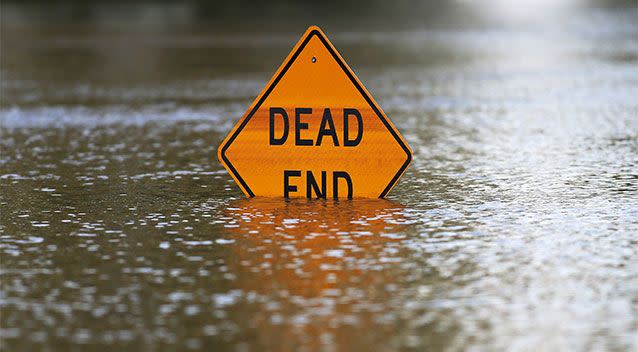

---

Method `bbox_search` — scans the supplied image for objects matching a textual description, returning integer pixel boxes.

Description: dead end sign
[217,26,412,199]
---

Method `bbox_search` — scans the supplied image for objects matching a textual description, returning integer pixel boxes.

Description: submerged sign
[217,26,412,198]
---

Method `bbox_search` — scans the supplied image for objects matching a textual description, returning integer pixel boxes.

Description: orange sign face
[217,26,412,198]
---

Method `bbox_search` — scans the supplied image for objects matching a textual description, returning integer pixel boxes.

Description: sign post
[218,26,412,198]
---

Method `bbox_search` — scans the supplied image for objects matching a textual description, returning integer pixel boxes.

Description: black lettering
[269,107,289,145]
[306,171,326,198]
[332,171,353,199]
[316,108,339,146]
[284,170,301,198]
[344,108,363,147]
[295,108,313,146]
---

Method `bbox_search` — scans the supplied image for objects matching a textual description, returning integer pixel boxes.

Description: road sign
[217,26,412,198]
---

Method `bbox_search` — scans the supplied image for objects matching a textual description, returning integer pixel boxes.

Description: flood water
[1,4,637,352]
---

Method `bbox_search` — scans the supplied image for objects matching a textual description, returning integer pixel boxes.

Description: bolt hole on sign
[217,26,412,199]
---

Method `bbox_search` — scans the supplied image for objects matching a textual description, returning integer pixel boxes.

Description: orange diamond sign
[217,26,412,198]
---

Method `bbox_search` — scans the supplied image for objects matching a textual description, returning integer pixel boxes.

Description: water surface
[1,6,637,351]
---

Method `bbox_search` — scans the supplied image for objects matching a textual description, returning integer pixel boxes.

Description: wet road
[1,6,638,352]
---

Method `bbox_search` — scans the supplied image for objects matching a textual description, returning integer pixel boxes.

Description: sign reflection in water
[223,199,409,296]
[217,198,443,349]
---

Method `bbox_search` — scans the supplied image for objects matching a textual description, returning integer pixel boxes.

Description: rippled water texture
[1,5,638,351]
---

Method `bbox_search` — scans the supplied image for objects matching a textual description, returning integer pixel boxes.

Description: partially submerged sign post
[218,26,412,198]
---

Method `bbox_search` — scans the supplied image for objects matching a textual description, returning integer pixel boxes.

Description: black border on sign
[220,29,412,198]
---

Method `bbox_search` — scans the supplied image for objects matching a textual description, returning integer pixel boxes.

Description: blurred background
[1,1,637,351]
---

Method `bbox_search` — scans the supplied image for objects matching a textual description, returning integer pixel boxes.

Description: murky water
[1,5,638,352]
